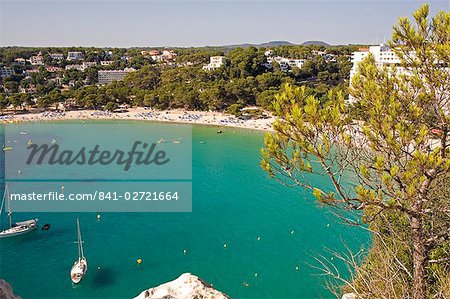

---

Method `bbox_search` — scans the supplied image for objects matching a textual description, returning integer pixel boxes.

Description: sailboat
[0,185,38,238]
[70,219,87,284]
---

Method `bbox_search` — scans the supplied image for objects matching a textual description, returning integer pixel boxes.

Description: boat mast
[0,188,5,229]
[76,219,85,261]
[5,185,12,228]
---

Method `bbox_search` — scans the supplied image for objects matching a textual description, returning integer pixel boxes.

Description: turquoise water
[0,121,370,298]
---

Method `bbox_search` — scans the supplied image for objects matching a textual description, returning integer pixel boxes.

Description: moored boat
[0,186,38,238]
[70,219,87,284]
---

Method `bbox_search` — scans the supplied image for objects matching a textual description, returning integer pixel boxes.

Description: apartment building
[349,44,403,103]
[67,51,84,61]
[50,53,64,60]
[82,61,97,68]
[202,56,227,71]
[97,68,135,85]
[0,67,14,78]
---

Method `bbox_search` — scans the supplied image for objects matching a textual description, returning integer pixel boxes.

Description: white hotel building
[349,44,403,103]
[98,68,135,85]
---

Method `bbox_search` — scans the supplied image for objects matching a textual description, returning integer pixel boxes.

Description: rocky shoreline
[0,279,20,299]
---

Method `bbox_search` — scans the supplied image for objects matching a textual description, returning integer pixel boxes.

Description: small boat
[2,146,13,151]
[0,186,38,238]
[19,131,28,135]
[157,138,165,143]
[217,130,223,134]
[71,219,87,284]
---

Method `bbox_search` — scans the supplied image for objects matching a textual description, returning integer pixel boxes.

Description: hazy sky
[0,0,448,47]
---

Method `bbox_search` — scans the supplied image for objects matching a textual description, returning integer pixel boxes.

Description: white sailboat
[71,218,87,284]
[0,185,38,238]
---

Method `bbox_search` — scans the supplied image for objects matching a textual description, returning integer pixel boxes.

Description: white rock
[134,273,229,299]
[0,279,21,299]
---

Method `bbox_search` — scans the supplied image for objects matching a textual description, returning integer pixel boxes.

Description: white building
[29,53,44,65]
[65,64,85,71]
[67,51,84,61]
[349,44,403,103]
[270,57,305,72]
[286,59,305,69]
[0,67,14,78]
[98,68,135,85]
[82,61,97,68]
[203,56,227,71]
[264,50,305,72]
[350,44,401,78]
[50,53,64,60]
[277,60,290,72]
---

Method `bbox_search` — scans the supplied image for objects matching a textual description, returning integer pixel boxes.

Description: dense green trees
[1,43,354,112]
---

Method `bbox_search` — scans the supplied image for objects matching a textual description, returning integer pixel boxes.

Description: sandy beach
[3,108,275,132]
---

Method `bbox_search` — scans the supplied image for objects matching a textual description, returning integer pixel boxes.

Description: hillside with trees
[0,45,356,113]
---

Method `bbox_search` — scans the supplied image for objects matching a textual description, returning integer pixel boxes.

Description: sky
[0,0,448,47]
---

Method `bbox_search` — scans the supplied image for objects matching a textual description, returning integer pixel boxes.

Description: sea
[0,121,370,298]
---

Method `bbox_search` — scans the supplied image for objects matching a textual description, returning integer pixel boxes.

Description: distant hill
[300,40,330,47]
[223,41,296,49]
[220,40,332,49]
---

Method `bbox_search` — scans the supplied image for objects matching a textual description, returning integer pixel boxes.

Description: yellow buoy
[61,186,65,192]
[97,214,101,220]
[223,243,227,248]
[137,258,142,264]
[257,236,261,241]
[183,249,187,255]
[254,273,258,277]
[291,230,295,234]
[295,266,299,271]
[326,224,330,227]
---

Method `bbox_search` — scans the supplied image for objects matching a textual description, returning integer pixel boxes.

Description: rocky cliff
[134,273,229,299]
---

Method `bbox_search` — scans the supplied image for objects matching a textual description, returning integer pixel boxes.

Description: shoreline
[3,108,275,132]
